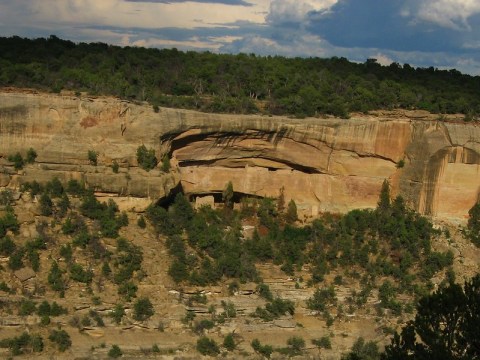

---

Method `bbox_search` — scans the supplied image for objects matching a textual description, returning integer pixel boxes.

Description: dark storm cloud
[306,0,479,53]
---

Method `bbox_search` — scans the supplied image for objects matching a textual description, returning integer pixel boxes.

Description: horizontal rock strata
[0,90,479,222]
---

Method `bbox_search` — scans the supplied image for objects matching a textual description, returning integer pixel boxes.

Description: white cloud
[3,0,269,30]
[370,53,394,66]
[222,31,335,58]
[267,0,337,26]
[463,40,480,49]
[415,0,480,29]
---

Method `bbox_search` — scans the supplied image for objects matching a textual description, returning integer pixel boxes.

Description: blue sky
[0,0,479,74]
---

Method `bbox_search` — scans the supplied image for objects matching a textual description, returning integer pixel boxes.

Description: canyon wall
[0,90,479,222]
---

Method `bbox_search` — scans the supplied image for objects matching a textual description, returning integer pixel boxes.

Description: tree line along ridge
[0,35,479,119]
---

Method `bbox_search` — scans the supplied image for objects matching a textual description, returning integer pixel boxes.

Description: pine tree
[285,199,298,224]
[377,179,391,211]
[467,202,480,246]
[222,181,234,209]
[277,186,286,213]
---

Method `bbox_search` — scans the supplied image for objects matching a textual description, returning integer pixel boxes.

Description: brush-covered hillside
[0,177,479,359]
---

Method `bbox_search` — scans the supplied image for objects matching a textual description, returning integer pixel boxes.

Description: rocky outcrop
[0,90,479,222]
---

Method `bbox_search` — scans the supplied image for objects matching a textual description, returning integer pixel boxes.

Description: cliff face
[0,90,479,222]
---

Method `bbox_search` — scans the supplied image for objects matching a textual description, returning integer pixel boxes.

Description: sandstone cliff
[0,90,479,222]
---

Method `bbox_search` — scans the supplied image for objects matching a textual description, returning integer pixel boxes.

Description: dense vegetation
[146,180,454,324]
[151,183,453,291]
[382,274,480,360]
[17,178,142,304]
[0,172,478,357]
[0,35,479,119]
[466,202,480,247]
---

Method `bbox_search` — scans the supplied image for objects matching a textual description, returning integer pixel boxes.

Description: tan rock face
[0,90,479,222]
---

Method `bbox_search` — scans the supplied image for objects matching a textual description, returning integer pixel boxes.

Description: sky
[0,0,479,75]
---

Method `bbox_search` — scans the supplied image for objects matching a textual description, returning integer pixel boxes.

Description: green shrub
[312,336,332,349]
[278,336,307,356]
[256,283,273,301]
[467,202,480,246]
[251,338,273,358]
[0,211,20,237]
[110,304,125,324]
[108,344,123,358]
[80,195,126,238]
[81,315,92,327]
[66,179,86,196]
[18,299,36,316]
[0,332,43,355]
[168,260,189,283]
[223,333,236,351]
[118,281,137,301]
[50,302,68,316]
[137,216,146,229]
[286,336,305,355]
[37,300,68,317]
[345,337,380,360]
[25,237,46,251]
[193,319,215,334]
[0,189,13,206]
[136,145,157,171]
[112,160,119,173]
[48,261,65,292]
[188,291,207,305]
[88,150,98,166]
[285,199,298,224]
[113,238,143,284]
[40,315,50,326]
[27,248,40,271]
[8,249,24,270]
[26,148,37,164]
[69,263,93,283]
[72,229,90,248]
[0,236,16,256]
[21,180,43,197]
[46,177,64,197]
[59,243,73,263]
[253,297,294,321]
[102,261,112,277]
[378,280,402,315]
[228,281,239,295]
[58,193,70,216]
[160,154,171,172]
[133,297,154,321]
[80,192,106,219]
[221,300,237,318]
[49,329,71,352]
[196,336,220,356]
[307,286,337,312]
[39,193,53,216]
[0,281,11,293]
[89,309,105,327]
[182,310,196,325]
[8,152,25,170]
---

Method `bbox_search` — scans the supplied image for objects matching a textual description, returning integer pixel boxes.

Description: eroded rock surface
[1,90,479,222]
